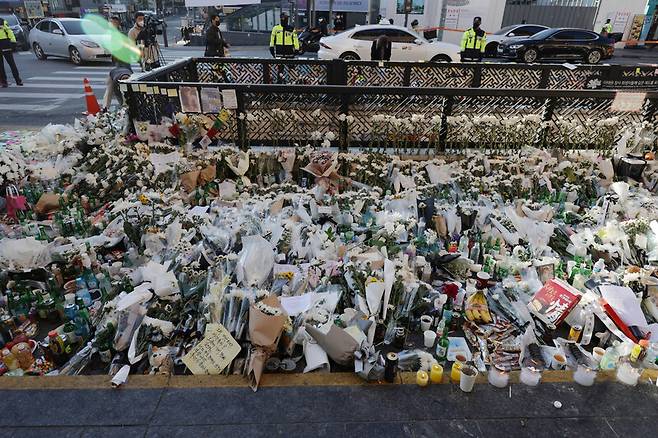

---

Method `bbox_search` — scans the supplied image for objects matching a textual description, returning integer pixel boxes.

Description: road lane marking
[0,92,80,99]
[5,83,106,89]
[24,76,107,82]
[0,103,62,111]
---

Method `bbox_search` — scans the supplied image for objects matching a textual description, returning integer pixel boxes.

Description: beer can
[568,325,583,342]
[384,352,399,383]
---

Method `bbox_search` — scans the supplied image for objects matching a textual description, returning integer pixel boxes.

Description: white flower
[324,131,336,141]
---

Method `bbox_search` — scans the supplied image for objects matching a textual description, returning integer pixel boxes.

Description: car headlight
[509,44,524,50]
[80,40,99,48]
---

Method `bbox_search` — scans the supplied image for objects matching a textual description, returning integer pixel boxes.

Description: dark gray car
[0,13,29,51]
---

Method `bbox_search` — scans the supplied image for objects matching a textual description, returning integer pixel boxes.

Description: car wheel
[430,54,452,63]
[523,48,538,63]
[340,52,360,61]
[485,42,498,57]
[69,46,83,65]
[586,49,602,64]
[33,42,47,60]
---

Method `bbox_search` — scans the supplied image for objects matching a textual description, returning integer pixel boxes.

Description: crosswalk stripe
[0,92,80,99]
[0,103,62,111]
[52,71,110,76]
[7,83,107,89]
[26,76,107,82]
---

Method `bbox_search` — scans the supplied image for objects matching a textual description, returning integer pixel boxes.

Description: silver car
[29,18,112,65]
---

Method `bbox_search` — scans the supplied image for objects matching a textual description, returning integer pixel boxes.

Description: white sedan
[318,24,460,62]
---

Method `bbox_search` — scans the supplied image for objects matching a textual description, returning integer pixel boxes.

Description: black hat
[280,12,289,20]
[474,17,482,23]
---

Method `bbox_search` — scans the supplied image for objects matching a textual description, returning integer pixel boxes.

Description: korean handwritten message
[182,323,241,374]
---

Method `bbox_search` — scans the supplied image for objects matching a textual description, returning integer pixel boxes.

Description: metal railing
[133,57,658,90]
[123,73,658,152]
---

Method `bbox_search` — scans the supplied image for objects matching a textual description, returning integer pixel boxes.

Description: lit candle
[416,370,429,387]
[451,354,467,383]
[573,364,596,387]
[487,366,509,388]
[520,367,542,386]
[430,364,443,383]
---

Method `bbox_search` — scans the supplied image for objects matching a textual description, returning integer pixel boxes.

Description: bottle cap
[48,330,58,338]
[65,293,75,305]
[639,339,649,348]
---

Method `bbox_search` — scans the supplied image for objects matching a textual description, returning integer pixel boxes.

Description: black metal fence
[123,73,658,152]
[134,57,658,90]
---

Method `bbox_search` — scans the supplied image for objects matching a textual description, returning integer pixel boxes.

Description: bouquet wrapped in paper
[247,295,288,391]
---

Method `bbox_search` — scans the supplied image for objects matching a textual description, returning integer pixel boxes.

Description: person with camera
[205,14,229,57]
[129,12,161,71]
[0,18,22,87]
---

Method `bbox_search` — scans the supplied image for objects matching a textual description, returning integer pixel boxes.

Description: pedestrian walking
[0,18,22,87]
[371,34,391,61]
[460,17,486,62]
[205,14,230,57]
[269,13,299,58]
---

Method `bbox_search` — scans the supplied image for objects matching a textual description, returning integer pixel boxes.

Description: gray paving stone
[146,423,346,438]
[0,389,162,427]
[607,417,658,437]
[476,418,618,438]
[0,427,82,438]
[80,426,148,438]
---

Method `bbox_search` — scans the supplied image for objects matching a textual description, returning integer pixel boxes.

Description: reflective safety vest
[270,24,299,56]
[460,28,486,53]
[602,23,613,34]
[0,23,16,43]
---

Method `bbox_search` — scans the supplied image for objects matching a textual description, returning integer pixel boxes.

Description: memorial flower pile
[0,111,657,393]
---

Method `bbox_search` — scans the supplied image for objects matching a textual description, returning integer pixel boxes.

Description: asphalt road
[1,43,658,130]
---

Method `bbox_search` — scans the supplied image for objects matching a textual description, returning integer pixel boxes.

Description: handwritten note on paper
[221,89,238,109]
[611,92,646,113]
[182,323,241,374]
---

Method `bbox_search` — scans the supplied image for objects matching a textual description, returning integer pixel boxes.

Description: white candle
[487,366,509,388]
[520,367,542,386]
[573,365,596,386]
[616,361,641,386]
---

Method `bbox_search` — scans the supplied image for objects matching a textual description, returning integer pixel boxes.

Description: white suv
[318,24,460,62]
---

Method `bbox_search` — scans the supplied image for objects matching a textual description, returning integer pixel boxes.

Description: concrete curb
[1,369,656,390]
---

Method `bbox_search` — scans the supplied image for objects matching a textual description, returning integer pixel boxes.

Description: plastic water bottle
[75,278,92,308]
[593,258,605,273]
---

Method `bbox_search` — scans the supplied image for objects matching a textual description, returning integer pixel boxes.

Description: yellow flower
[139,194,149,205]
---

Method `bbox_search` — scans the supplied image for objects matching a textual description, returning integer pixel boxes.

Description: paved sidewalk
[0,373,656,438]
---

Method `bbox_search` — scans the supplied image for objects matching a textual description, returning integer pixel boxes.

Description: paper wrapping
[247,296,288,391]
[180,170,200,192]
[305,323,359,366]
[35,193,61,215]
[198,165,216,186]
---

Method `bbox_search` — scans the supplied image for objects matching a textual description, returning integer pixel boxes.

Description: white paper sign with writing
[611,92,646,113]
[182,323,241,374]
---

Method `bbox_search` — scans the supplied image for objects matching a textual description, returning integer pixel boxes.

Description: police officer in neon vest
[0,18,23,87]
[270,13,300,58]
[460,17,486,62]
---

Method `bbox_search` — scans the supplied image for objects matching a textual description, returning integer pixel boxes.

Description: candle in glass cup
[451,354,467,383]
[430,364,443,383]
[416,370,429,387]
[487,365,509,388]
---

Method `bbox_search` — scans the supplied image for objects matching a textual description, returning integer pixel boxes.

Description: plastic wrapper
[247,295,288,391]
[236,235,275,287]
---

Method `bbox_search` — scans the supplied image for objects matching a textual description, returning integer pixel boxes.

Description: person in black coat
[205,14,229,57]
[371,35,391,61]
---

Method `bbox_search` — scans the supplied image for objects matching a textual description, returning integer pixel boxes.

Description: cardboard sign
[611,92,646,113]
[182,323,241,375]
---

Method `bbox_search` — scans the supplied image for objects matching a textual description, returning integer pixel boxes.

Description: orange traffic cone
[83,78,101,115]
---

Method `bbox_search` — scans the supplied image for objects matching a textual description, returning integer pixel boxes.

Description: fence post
[537,97,556,148]
[263,61,272,84]
[403,65,411,87]
[538,68,550,89]
[123,86,137,134]
[328,60,348,86]
[472,64,482,88]
[236,89,248,150]
[438,96,454,152]
[340,92,350,152]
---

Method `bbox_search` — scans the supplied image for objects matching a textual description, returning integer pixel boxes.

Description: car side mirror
[414,38,424,45]
[53,28,63,35]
